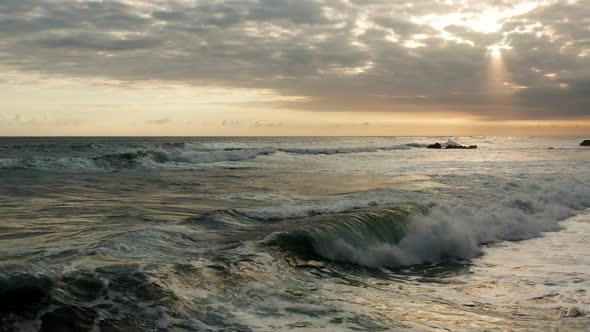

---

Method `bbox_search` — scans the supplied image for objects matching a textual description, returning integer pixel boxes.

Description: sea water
[0,136,589,331]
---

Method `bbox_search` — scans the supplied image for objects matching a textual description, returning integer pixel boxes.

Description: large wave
[264,176,590,268]
[264,203,429,260]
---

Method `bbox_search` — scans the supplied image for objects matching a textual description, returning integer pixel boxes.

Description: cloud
[5,113,81,127]
[147,118,170,125]
[250,121,284,128]
[0,0,589,120]
[37,34,162,51]
[221,120,241,126]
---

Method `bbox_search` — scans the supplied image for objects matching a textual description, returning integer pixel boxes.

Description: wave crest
[264,203,429,263]
[265,177,590,268]
[0,148,274,172]
[93,150,169,168]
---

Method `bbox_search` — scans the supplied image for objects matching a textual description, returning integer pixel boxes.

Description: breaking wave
[0,157,100,172]
[170,148,275,164]
[265,176,590,268]
[0,148,275,172]
[0,143,424,172]
[264,203,429,260]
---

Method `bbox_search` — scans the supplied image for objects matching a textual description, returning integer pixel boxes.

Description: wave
[169,148,275,164]
[0,157,101,172]
[264,176,590,268]
[0,143,425,172]
[264,203,429,260]
[94,148,275,169]
[184,209,260,229]
[277,144,412,155]
[1,141,187,152]
[93,150,170,168]
[0,148,275,172]
[186,187,425,226]
[405,143,428,148]
[0,152,165,172]
[0,263,184,331]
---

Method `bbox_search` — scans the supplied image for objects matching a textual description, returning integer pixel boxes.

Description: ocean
[0,136,589,331]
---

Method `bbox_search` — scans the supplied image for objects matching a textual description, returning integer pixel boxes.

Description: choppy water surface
[0,136,589,331]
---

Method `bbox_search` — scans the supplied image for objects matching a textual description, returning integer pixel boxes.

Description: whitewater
[1,136,589,331]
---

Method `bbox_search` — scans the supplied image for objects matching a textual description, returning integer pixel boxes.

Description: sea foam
[265,175,590,268]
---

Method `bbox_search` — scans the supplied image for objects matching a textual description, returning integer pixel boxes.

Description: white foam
[311,175,590,267]
[167,148,275,164]
[0,157,101,172]
[442,139,461,147]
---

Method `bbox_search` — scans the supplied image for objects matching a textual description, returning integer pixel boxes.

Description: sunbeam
[486,44,508,97]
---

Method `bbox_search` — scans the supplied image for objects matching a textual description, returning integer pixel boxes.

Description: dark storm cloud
[1,0,589,120]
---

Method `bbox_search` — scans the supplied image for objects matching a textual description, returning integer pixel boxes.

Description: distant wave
[0,143,425,172]
[0,148,276,172]
[0,142,185,152]
[277,144,412,155]
[0,157,100,172]
[93,150,170,168]
[170,148,275,164]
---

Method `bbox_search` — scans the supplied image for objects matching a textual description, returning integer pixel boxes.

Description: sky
[1,0,589,136]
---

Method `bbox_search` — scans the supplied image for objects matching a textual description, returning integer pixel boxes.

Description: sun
[488,44,502,58]
[487,43,512,56]
[467,10,502,33]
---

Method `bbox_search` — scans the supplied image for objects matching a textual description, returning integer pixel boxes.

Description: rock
[445,144,478,149]
[427,142,477,149]
[580,140,590,146]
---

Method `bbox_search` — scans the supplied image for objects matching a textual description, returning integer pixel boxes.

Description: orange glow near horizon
[1,68,589,137]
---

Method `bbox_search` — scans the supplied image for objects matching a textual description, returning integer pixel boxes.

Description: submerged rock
[427,143,442,149]
[580,140,590,146]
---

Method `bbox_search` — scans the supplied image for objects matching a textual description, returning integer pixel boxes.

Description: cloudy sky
[1,0,589,136]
